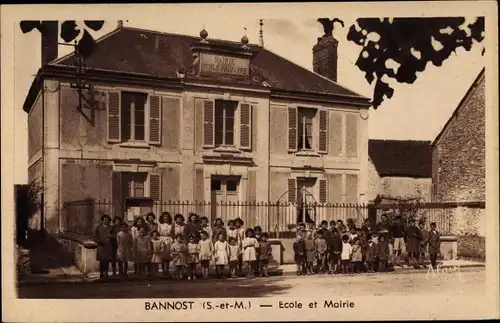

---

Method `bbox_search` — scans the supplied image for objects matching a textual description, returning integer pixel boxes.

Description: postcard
[1,2,499,322]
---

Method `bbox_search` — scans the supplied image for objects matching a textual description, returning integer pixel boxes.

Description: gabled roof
[53,26,369,101]
[368,139,432,178]
[431,67,485,147]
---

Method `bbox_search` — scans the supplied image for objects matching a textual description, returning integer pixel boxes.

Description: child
[349,227,358,243]
[197,230,213,279]
[428,222,441,269]
[371,232,380,271]
[377,234,389,272]
[242,228,259,278]
[406,218,423,268]
[214,233,229,279]
[306,221,317,239]
[212,218,227,244]
[296,223,307,240]
[149,230,164,278]
[187,234,199,280]
[254,226,263,276]
[364,235,377,273]
[227,220,238,242]
[116,222,132,277]
[199,216,213,240]
[133,227,151,278]
[110,216,122,277]
[131,216,148,275]
[304,230,316,275]
[158,212,173,239]
[171,233,187,280]
[146,213,159,234]
[315,230,328,274]
[341,234,352,274]
[330,229,342,274]
[228,237,240,278]
[173,214,186,241]
[160,232,173,278]
[234,218,246,273]
[259,233,273,277]
[350,238,363,274]
[293,234,306,275]
[419,221,429,268]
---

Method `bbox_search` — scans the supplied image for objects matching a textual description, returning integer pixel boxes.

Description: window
[214,100,236,147]
[122,172,148,198]
[122,92,147,142]
[297,108,316,151]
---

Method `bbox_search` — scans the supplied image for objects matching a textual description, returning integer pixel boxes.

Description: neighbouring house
[431,67,486,237]
[367,139,432,204]
[25,21,371,237]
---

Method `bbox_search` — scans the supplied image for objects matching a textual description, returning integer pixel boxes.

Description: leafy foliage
[20,20,105,59]
[16,179,43,245]
[346,17,485,108]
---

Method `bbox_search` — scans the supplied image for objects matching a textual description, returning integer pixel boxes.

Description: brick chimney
[313,35,339,82]
[40,21,59,66]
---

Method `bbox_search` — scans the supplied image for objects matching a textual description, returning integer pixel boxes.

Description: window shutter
[287,178,296,202]
[112,172,123,220]
[288,107,297,152]
[319,179,327,203]
[107,91,121,143]
[203,100,215,147]
[239,103,252,150]
[318,109,328,153]
[148,95,161,145]
[149,173,161,201]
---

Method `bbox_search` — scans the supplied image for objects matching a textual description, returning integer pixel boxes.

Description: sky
[11,8,486,184]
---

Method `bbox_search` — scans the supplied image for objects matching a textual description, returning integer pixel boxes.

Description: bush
[457,234,485,261]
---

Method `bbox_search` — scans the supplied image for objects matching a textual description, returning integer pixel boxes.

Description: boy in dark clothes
[390,216,406,267]
[428,222,441,269]
[319,220,333,269]
[329,229,342,274]
[293,235,306,275]
[364,235,377,272]
[377,235,390,272]
[405,218,423,268]
[315,230,328,274]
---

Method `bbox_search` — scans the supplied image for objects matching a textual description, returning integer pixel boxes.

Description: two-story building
[25,22,371,234]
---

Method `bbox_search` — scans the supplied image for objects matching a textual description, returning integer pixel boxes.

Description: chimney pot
[41,21,59,66]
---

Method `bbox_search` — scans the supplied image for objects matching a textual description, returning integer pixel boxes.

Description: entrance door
[210,176,240,224]
[296,178,316,224]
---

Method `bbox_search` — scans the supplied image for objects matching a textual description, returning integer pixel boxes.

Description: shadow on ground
[18,277,294,299]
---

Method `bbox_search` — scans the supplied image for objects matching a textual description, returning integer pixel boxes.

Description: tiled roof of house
[54,26,368,100]
[368,139,432,178]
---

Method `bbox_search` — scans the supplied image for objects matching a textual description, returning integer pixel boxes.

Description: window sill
[213,146,242,154]
[295,150,321,157]
[118,141,151,149]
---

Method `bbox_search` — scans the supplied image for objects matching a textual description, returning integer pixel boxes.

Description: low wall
[275,236,459,265]
[57,233,99,274]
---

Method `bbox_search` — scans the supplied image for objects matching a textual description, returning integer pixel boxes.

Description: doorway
[296,178,316,224]
[210,176,240,223]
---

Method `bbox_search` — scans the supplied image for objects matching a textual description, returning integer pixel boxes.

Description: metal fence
[61,199,484,238]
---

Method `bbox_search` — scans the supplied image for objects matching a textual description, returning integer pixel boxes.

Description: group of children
[292,214,442,276]
[93,212,273,280]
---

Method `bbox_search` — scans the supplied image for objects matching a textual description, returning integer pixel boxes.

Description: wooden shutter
[107,91,121,143]
[287,178,296,202]
[288,107,297,152]
[149,173,161,201]
[318,109,328,153]
[148,95,161,145]
[112,172,123,220]
[319,179,327,203]
[239,103,252,150]
[203,100,215,147]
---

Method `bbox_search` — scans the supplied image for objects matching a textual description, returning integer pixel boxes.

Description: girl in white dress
[197,230,213,279]
[158,212,173,276]
[242,228,259,278]
[214,233,229,279]
[149,230,164,278]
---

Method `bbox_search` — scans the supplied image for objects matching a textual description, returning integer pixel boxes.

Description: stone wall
[432,75,485,203]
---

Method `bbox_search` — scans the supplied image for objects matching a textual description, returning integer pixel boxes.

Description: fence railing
[61,199,485,238]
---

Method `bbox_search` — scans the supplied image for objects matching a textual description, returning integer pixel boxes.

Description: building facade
[431,68,485,235]
[25,24,371,234]
[367,139,432,203]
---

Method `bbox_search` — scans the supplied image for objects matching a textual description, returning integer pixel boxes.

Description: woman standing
[94,214,114,279]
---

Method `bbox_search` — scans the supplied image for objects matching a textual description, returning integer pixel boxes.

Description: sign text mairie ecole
[200,54,249,76]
